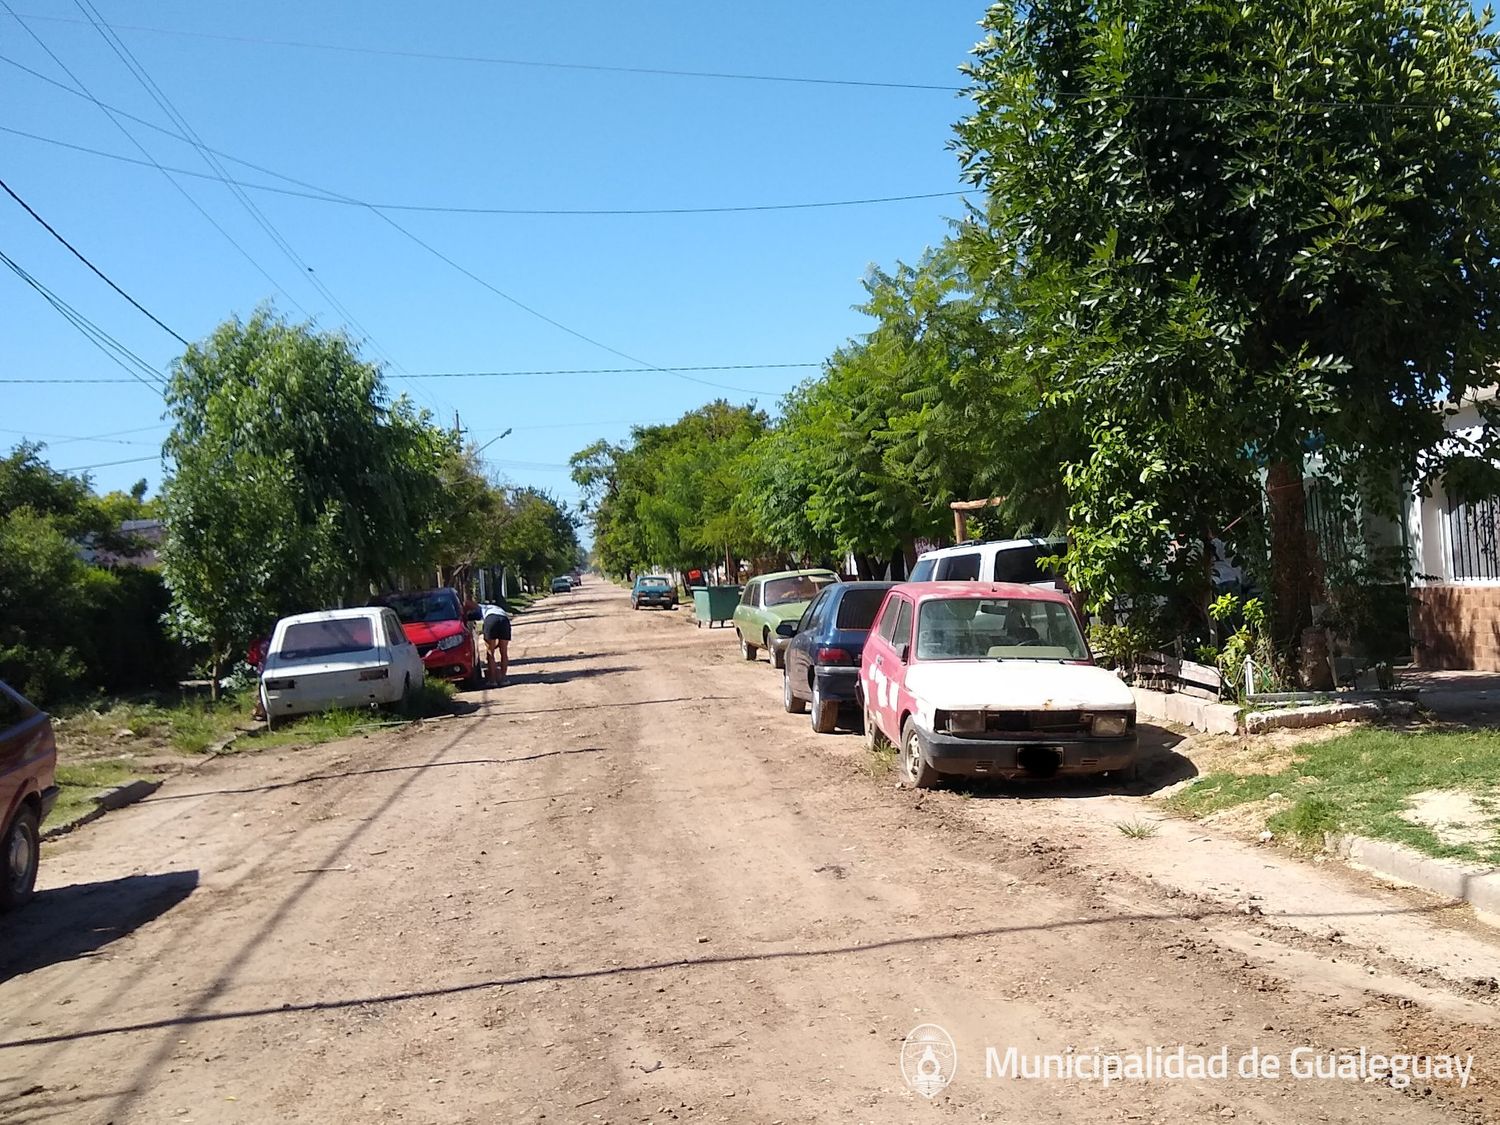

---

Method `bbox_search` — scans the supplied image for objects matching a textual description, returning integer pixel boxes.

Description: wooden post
[947,497,1007,544]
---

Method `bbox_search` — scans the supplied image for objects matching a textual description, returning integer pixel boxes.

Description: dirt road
[3,582,1497,1123]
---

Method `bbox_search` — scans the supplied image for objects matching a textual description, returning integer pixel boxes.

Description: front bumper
[915,725,1138,779]
[635,594,676,606]
[420,649,472,681]
[812,666,861,703]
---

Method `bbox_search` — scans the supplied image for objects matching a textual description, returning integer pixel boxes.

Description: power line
[0,116,964,215]
[67,1,453,422]
[0,0,313,316]
[4,55,794,396]
[0,362,815,387]
[0,11,967,92]
[0,175,188,345]
[404,363,818,379]
[0,425,160,445]
[57,453,161,472]
[0,247,167,391]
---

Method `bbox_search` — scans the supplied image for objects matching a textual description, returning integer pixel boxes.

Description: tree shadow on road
[0,871,199,983]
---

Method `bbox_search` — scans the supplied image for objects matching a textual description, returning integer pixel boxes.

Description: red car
[0,679,59,910]
[374,588,481,687]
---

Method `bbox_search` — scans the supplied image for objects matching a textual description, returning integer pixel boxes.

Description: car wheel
[783,668,807,714]
[810,678,838,734]
[739,631,757,661]
[900,719,942,790]
[767,631,785,670]
[1,805,41,912]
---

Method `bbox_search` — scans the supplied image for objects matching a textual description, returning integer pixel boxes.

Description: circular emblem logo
[900,1023,957,1098]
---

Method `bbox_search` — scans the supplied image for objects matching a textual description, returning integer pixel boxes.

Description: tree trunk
[209,651,222,702]
[1267,458,1313,666]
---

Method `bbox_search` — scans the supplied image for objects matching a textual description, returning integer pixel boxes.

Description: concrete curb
[1245,699,1416,733]
[1131,687,1239,735]
[1328,833,1500,922]
[42,777,163,840]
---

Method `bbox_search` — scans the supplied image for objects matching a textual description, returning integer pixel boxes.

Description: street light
[474,427,512,455]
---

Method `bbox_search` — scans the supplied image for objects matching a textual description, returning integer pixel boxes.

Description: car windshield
[764,574,835,607]
[915,597,1087,661]
[835,588,888,631]
[278,618,376,661]
[381,591,462,623]
[639,577,669,588]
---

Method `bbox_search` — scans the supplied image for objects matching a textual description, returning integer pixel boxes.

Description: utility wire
[0,11,966,92]
[5,55,789,396]
[0,1,312,316]
[0,247,167,391]
[67,1,454,421]
[57,452,161,472]
[0,362,815,386]
[0,174,188,345]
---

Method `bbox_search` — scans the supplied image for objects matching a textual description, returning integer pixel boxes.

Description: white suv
[907,537,1066,587]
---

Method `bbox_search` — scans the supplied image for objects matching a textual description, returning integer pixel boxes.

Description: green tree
[955,0,1500,656]
[160,309,446,693]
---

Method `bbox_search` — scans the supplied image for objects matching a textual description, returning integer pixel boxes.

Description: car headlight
[436,633,467,651]
[940,710,987,734]
[1091,713,1131,737]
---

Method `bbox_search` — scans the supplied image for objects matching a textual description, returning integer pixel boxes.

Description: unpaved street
[2,582,1498,1123]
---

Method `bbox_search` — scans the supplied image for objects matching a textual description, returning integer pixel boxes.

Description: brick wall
[1411,585,1500,670]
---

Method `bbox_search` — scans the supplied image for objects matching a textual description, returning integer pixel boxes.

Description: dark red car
[373,588,481,686]
[0,679,59,910]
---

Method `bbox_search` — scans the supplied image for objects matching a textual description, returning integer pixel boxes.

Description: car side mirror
[776,620,797,638]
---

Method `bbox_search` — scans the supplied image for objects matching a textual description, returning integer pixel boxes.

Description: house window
[1446,495,1500,580]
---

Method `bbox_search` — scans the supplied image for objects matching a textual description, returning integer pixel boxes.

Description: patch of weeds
[406,675,456,718]
[865,744,898,780]
[1164,728,1500,865]
[1116,819,1160,839]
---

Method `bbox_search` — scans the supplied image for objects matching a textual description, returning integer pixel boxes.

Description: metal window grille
[1446,495,1500,580]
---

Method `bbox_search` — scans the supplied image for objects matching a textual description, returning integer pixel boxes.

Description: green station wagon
[732,569,839,669]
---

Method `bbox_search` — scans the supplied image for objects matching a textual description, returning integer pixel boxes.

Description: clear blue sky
[2,2,983,514]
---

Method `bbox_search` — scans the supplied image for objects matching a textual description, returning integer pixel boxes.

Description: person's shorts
[482,614,512,642]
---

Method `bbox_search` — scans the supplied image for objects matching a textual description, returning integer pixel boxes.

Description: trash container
[692,585,741,628]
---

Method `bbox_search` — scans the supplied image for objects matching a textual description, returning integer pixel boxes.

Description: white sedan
[259,607,425,725]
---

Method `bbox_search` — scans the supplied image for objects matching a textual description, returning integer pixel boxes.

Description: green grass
[1117,819,1160,839]
[865,743,898,780]
[53,692,251,756]
[47,758,149,828]
[1166,728,1500,865]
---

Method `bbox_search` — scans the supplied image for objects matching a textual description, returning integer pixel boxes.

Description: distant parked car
[732,569,840,669]
[631,575,678,610]
[908,537,1067,588]
[0,680,58,910]
[550,576,573,593]
[776,581,894,733]
[373,587,481,686]
[260,607,425,725]
[860,582,1137,789]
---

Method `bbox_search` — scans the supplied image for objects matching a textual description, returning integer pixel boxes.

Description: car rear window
[763,574,836,606]
[835,588,888,631]
[993,544,1063,585]
[381,590,462,623]
[640,577,669,588]
[278,619,376,660]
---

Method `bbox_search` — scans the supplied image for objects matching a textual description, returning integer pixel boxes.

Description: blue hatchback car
[775,581,894,733]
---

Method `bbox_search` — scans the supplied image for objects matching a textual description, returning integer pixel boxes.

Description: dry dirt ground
[2,582,1498,1124]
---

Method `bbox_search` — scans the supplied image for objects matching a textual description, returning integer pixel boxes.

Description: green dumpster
[692,585,741,628]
